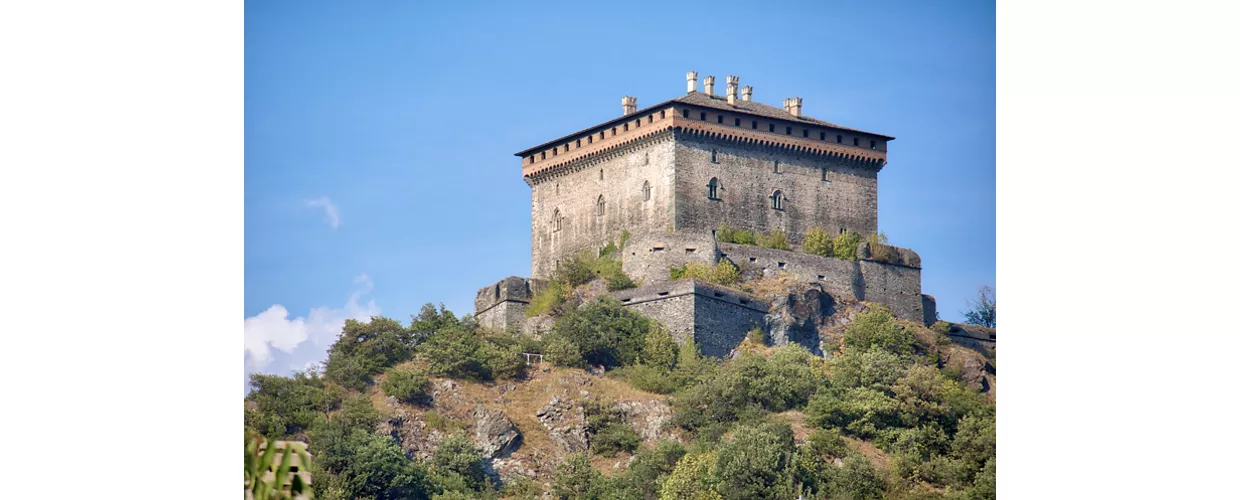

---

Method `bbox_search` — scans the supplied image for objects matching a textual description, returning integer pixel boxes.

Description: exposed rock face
[472,404,522,459]
[377,397,443,460]
[765,284,833,355]
[521,313,555,338]
[536,396,588,453]
[959,356,990,392]
[616,400,674,442]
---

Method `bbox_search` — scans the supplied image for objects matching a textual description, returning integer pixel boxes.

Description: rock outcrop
[472,404,522,459]
[765,283,833,355]
[536,396,588,453]
[616,400,674,442]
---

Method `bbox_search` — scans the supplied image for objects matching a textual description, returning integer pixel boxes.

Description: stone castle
[476,72,940,355]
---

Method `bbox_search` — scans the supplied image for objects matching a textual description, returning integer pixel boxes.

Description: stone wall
[475,276,539,332]
[620,230,719,285]
[717,243,924,323]
[611,279,769,357]
[921,294,938,325]
[529,134,676,279]
[671,132,879,247]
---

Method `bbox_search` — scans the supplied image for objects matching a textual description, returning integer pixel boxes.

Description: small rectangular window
[588,136,593,144]
[700,112,707,120]
[576,139,581,147]
[541,152,546,159]
[751,120,757,129]
[802,129,809,138]
[773,160,780,173]
[660,110,666,119]
[553,148,557,156]
[786,126,792,135]
[836,134,843,143]
[658,291,669,296]
[682,109,689,118]
[870,140,877,149]
[734,118,741,126]
[769,124,775,132]
[820,132,825,140]
[624,123,629,131]
[717,115,723,124]
[648,115,653,123]
[749,257,757,263]
[853,137,859,146]
[777,262,786,269]
[635,119,640,128]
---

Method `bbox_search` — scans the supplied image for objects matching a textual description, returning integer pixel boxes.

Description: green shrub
[841,306,916,356]
[245,371,332,438]
[380,367,432,406]
[717,224,756,245]
[309,424,433,500]
[335,394,383,432]
[669,260,741,286]
[643,326,679,370]
[833,230,863,261]
[756,229,791,250]
[804,227,835,257]
[660,452,721,500]
[430,433,490,493]
[499,475,544,499]
[324,316,416,391]
[626,441,687,499]
[551,453,604,499]
[617,364,679,394]
[544,298,655,369]
[746,327,766,346]
[592,423,641,457]
[714,421,796,500]
[805,428,851,459]
[830,455,885,500]
[673,346,820,431]
[557,250,636,291]
[829,349,909,391]
[806,387,901,439]
[418,327,527,382]
[526,280,568,317]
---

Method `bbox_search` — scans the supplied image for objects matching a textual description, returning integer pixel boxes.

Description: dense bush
[716,224,757,245]
[660,452,722,500]
[310,424,433,500]
[557,249,636,291]
[544,298,655,369]
[626,441,687,498]
[673,346,821,431]
[245,371,335,438]
[526,280,568,317]
[380,367,432,406]
[429,433,490,493]
[551,453,604,499]
[833,230,863,261]
[584,399,641,457]
[417,325,526,382]
[803,227,835,257]
[714,422,796,500]
[756,229,791,250]
[324,316,416,390]
[669,260,741,286]
[841,306,916,356]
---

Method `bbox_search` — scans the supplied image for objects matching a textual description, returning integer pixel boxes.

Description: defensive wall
[609,279,769,358]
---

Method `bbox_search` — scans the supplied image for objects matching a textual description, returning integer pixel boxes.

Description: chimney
[686,71,698,93]
[790,97,803,117]
[741,85,752,102]
[704,75,715,96]
[726,75,739,105]
[622,96,637,115]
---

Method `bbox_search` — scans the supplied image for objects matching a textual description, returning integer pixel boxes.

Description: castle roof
[513,91,893,158]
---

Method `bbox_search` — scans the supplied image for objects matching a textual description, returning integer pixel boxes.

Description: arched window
[642,181,652,201]
[707,177,720,200]
[596,195,606,216]
[552,209,562,232]
[770,190,784,210]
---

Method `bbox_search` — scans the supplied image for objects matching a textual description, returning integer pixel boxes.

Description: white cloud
[306,196,340,229]
[243,274,379,374]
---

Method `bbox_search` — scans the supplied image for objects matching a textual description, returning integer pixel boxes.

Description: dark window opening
[802,129,809,138]
[595,195,605,216]
[821,168,828,182]
[648,115,653,123]
[773,160,780,173]
[700,112,707,120]
[552,148,557,156]
[769,124,775,132]
[576,139,581,148]
[682,109,689,118]
[751,120,757,129]
[870,140,877,149]
[612,127,617,135]
[853,137,859,146]
[734,118,741,126]
[658,291,669,296]
[587,136,593,144]
[660,110,666,119]
[836,134,843,143]
[685,248,696,254]
[770,190,784,210]
[777,262,786,269]
[717,115,723,124]
[623,123,629,131]
[642,181,651,201]
[711,150,718,163]
[785,126,792,135]
[820,132,825,140]
[749,257,757,263]
[707,177,720,200]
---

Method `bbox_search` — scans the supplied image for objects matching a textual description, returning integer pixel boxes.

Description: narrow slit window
[773,160,780,173]
[642,180,651,201]
[595,195,606,216]
[711,150,718,163]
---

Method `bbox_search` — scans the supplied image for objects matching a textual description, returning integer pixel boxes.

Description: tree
[714,422,796,500]
[660,452,722,500]
[544,298,654,369]
[961,286,996,328]
[551,453,604,499]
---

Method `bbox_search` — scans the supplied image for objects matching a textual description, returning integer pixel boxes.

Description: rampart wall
[610,279,769,357]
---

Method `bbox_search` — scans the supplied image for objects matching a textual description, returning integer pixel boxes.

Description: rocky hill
[244,276,996,500]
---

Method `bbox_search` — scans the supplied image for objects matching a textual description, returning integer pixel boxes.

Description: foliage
[806,387,902,439]
[545,298,655,369]
[660,452,722,500]
[668,260,740,286]
[756,229,791,250]
[245,434,314,500]
[324,316,415,391]
[551,453,605,500]
[381,367,432,406]
[716,224,756,245]
[830,455,885,500]
[746,327,766,346]
[583,399,641,457]
[625,441,687,499]
[642,326,678,371]
[714,422,796,500]
[558,249,637,291]
[409,303,460,342]
[498,475,544,499]
[803,227,835,257]
[841,306,916,356]
[430,433,490,493]
[961,286,996,328]
[310,424,433,500]
[418,325,527,382]
[245,371,334,438]
[526,280,569,317]
[833,230,863,261]
[673,346,820,431]
[334,394,382,432]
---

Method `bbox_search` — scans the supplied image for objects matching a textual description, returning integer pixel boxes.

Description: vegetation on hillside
[961,286,996,328]
[245,280,995,499]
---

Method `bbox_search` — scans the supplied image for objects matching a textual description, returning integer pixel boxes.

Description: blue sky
[244,0,995,379]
